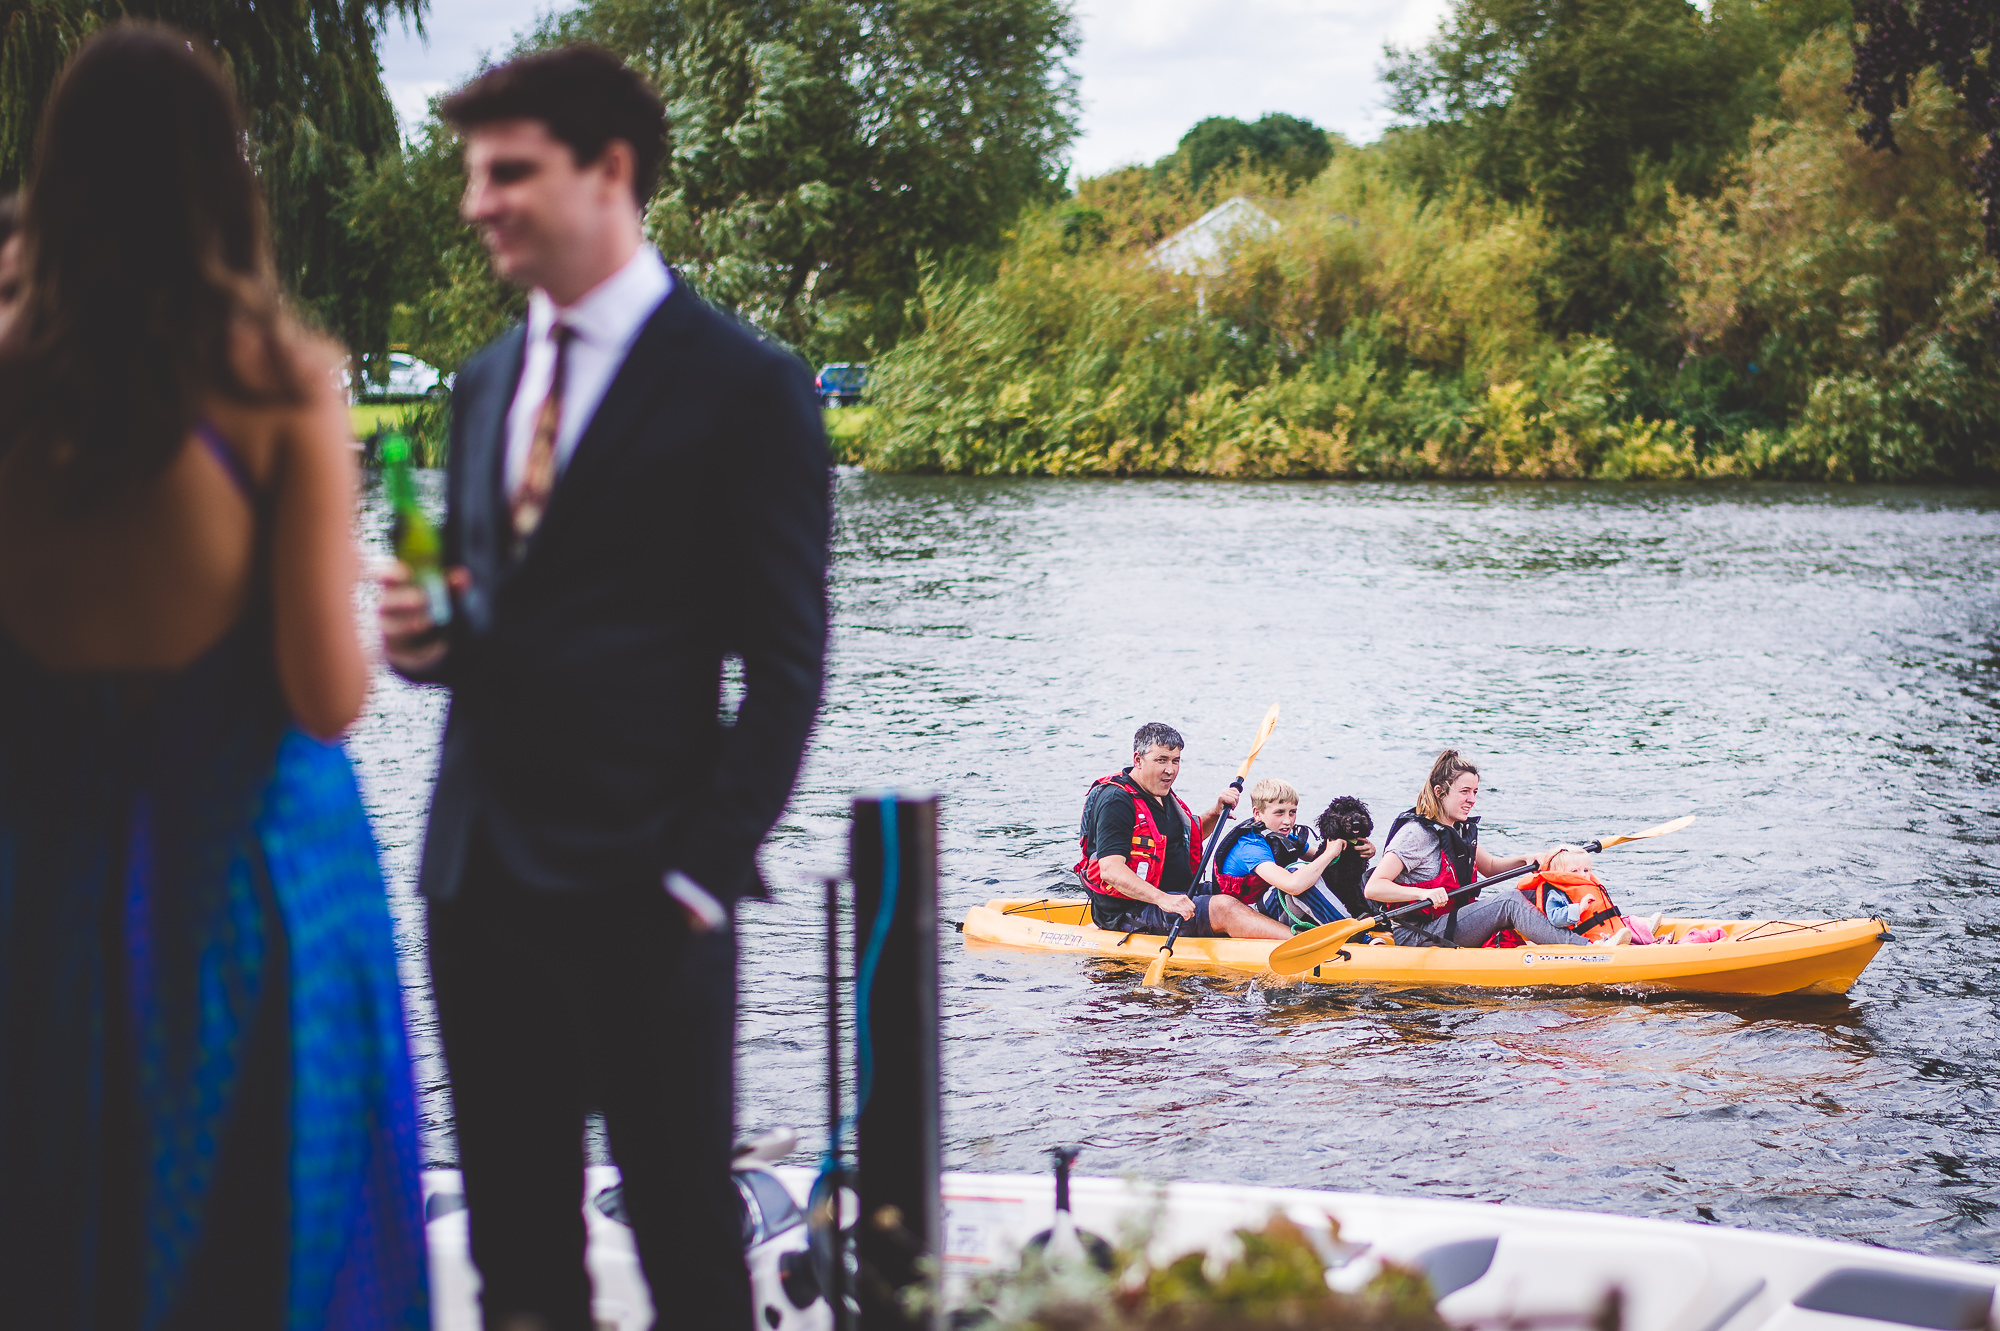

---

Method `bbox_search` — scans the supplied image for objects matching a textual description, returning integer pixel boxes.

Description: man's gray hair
[1132,721,1185,756]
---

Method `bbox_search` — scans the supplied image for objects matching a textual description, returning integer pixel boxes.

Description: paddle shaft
[1143,706,1278,984]
[1192,776,1248,889]
[1137,774,1240,981]
[1187,705,1281,892]
[1270,817,1694,976]
[1369,837,1602,930]
[1367,820,1689,930]
[1168,750,1267,955]
[1267,859,1542,976]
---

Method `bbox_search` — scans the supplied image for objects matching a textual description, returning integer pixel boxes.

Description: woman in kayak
[1365,750,1631,947]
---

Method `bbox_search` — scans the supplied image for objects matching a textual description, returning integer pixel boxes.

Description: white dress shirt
[503,244,673,499]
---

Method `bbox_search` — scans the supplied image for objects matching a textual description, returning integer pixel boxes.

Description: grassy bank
[823,405,873,446]
[350,401,419,441]
[354,402,869,469]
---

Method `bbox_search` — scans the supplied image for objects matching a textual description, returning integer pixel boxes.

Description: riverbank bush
[847,25,2000,481]
[850,155,1700,479]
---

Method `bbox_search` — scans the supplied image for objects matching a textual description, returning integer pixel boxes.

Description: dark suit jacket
[412,276,830,905]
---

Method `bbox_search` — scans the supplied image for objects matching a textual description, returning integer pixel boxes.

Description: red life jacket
[1380,810,1479,923]
[1383,813,1524,947]
[1396,854,1537,948]
[1074,772,1203,901]
[1517,869,1623,941]
[1399,855,1461,921]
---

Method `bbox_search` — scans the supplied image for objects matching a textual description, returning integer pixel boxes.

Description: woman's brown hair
[1415,749,1480,821]
[0,23,300,507]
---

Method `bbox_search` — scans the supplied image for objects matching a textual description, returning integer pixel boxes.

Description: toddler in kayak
[1525,847,1725,944]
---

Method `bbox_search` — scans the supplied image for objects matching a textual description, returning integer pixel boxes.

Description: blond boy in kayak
[1210,779,1378,929]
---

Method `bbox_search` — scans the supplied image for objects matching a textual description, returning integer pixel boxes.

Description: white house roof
[1147,196,1281,277]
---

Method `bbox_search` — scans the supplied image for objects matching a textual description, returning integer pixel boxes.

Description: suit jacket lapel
[532,279,703,539]
[456,326,524,623]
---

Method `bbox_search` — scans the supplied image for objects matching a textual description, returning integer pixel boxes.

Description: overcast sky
[376,0,1453,179]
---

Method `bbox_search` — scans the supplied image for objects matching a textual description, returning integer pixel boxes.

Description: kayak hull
[962,899,1886,997]
[964,899,1283,970]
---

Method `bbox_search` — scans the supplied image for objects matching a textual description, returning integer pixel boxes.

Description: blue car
[815,362,868,408]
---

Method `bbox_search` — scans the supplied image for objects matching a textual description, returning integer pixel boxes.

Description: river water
[351,473,2000,1262]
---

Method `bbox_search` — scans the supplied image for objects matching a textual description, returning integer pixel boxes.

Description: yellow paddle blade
[1597,814,1696,849]
[1236,703,1281,779]
[1141,948,1171,987]
[1267,915,1374,977]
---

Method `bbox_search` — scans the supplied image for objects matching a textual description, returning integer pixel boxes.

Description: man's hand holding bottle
[376,432,469,675]
[378,560,470,675]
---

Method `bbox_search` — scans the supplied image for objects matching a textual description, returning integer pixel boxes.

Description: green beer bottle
[381,432,452,631]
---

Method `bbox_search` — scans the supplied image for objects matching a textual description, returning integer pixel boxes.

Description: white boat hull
[421,1163,1998,1331]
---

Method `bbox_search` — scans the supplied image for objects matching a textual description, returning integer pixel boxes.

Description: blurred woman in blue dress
[0,24,428,1329]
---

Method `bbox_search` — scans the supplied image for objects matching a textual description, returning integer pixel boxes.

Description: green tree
[1671,32,2000,479]
[1848,0,2000,259]
[1157,113,1335,192]
[534,0,1080,358]
[0,0,422,370]
[1384,0,1844,222]
[1380,0,1845,343]
[340,114,523,380]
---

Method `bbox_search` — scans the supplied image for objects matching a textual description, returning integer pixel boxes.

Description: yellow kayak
[961,899,1888,997]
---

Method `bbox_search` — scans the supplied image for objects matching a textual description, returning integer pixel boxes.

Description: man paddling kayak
[1075,722,1292,940]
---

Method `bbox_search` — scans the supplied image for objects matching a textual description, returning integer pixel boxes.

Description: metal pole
[824,874,847,1331]
[849,793,941,1331]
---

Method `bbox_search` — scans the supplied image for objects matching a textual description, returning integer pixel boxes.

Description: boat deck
[420,1161,1993,1331]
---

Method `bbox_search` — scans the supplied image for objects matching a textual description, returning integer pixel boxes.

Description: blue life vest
[1208,821,1312,901]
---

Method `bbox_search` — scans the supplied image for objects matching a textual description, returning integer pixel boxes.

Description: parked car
[363,352,453,401]
[814,362,868,408]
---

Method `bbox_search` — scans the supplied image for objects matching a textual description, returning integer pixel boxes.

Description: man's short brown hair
[442,44,667,204]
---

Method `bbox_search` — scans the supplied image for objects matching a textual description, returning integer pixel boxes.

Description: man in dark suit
[378,45,829,1331]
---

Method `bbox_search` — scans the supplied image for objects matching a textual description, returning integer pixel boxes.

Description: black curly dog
[1316,796,1375,920]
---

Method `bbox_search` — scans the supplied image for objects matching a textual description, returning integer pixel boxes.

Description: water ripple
[348,474,2000,1261]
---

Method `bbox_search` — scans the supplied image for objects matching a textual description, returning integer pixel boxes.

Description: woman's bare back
[0,328,369,736]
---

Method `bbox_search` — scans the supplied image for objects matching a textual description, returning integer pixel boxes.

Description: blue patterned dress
[0,430,428,1329]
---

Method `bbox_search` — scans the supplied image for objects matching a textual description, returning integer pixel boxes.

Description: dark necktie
[511,323,574,541]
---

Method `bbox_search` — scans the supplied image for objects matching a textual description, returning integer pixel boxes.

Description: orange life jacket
[1074,772,1203,900]
[1517,868,1624,941]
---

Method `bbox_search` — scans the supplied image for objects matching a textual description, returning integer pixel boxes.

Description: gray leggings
[1392,891,1589,947]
